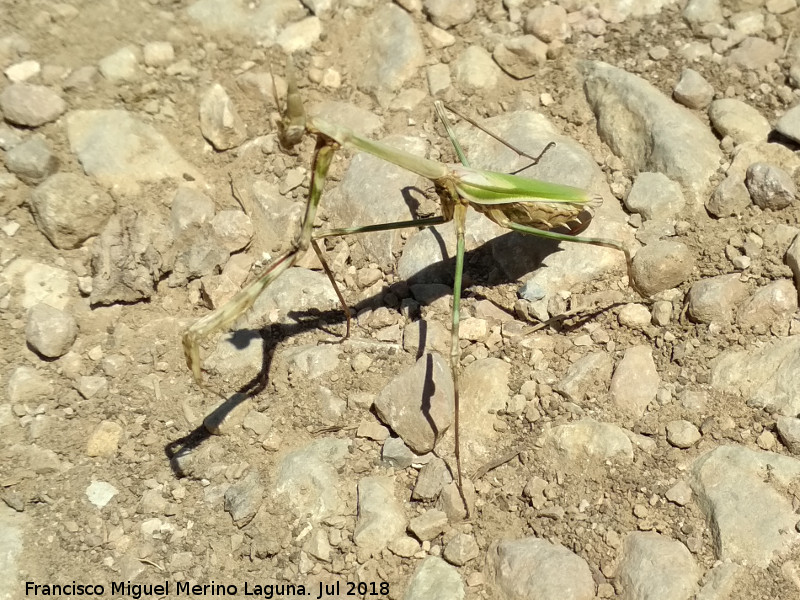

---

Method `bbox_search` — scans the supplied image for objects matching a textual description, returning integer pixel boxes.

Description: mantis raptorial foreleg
[183,58,638,519]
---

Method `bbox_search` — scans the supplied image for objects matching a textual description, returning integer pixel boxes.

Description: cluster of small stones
[2,0,800,599]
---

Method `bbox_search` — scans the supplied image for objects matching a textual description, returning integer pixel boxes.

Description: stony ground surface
[3,0,800,599]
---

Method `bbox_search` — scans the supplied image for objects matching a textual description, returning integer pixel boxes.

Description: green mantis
[183,60,634,515]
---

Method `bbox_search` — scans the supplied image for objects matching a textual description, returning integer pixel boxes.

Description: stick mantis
[183,60,635,515]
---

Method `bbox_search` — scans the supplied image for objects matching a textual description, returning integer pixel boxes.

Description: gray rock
[452,45,501,92]
[142,41,174,67]
[373,353,454,454]
[224,471,263,526]
[631,240,694,296]
[29,173,114,249]
[673,68,714,109]
[775,104,800,145]
[707,175,751,217]
[85,481,118,508]
[426,63,451,97]
[745,163,796,211]
[329,135,427,270]
[412,456,452,500]
[6,366,53,404]
[665,480,693,506]
[618,303,652,329]
[695,562,743,600]
[274,438,350,521]
[98,46,139,81]
[0,83,66,127]
[408,508,448,541]
[281,344,340,380]
[404,556,464,600]
[616,532,699,600]
[666,420,701,448]
[424,0,476,29]
[67,110,201,193]
[308,101,383,138]
[488,537,594,600]
[171,186,215,233]
[443,533,480,566]
[687,274,748,324]
[610,345,659,418]
[776,416,800,454]
[492,36,547,80]
[580,61,722,205]
[358,4,425,100]
[682,0,723,25]
[382,436,431,469]
[244,267,339,330]
[248,178,304,256]
[555,351,613,403]
[0,124,23,149]
[5,135,58,184]
[353,476,406,553]
[710,336,800,416]
[25,303,77,358]
[524,5,570,42]
[709,99,771,145]
[187,0,305,40]
[544,419,634,467]
[738,279,798,327]
[3,258,76,310]
[459,358,510,468]
[727,37,781,70]
[625,172,685,221]
[276,16,321,53]
[789,235,800,294]
[199,84,247,150]
[690,445,800,567]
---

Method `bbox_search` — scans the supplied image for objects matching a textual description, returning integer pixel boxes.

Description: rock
[29,173,114,249]
[6,366,53,403]
[459,358,510,468]
[25,303,77,358]
[276,16,322,53]
[492,36,547,79]
[0,82,66,127]
[727,37,781,70]
[85,481,118,508]
[695,562,743,600]
[673,68,714,109]
[373,353,454,454]
[426,63,451,97]
[452,45,501,93]
[555,351,613,403]
[665,480,693,506]
[707,175,751,217]
[776,416,800,455]
[488,537,594,600]
[443,533,480,566]
[244,268,339,329]
[682,0,723,25]
[281,344,341,380]
[353,476,406,553]
[274,438,350,521]
[745,163,796,211]
[67,110,201,192]
[3,259,76,310]
[186,0,305,39]
[524,5,570,42]
[544,419,634,467]
[382,436,431,469]
[789,236,800,294]
[412,456,452,500]
[738,280,798,327]
[199,84,247,150]
[5,59,40,82]
[666,420,701,448]
[85,420,123,457]
[224,471,263,526]
[357,4,425,101]
[408,508,448,541]
[710,336,800,417]
[625,172,685,221]
[690,445,800,567]
[618,303,652,329]
[616,532,700,600]
[98,46,140,81]
[388,535,420,558]
[709,99,771,145]
[580,61,722,205]
[423,0,476,29]
[404,556,465,600]
[143,41,174,67]
[610,345,659,418]
[687,274,748,324]
[631,240,694,296]
[5,135,58,184]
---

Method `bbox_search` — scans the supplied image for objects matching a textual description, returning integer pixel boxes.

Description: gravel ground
[2,1,800,599]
